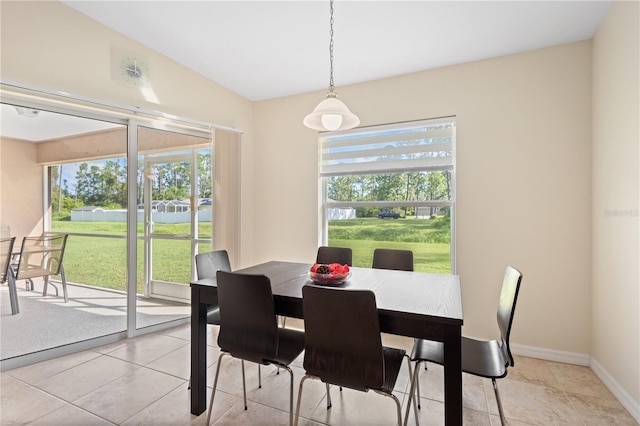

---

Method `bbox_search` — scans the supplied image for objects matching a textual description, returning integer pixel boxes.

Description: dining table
[190,260,464,425]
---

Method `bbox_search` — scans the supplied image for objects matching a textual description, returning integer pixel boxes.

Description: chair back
[0,237,16,284]
[302,285,384,391]
[15,233,68,280]
[195,250,231,279]
[316,246,352,266]
[372,248,414,271]
[216,271,278,364]
[497,266,523,367]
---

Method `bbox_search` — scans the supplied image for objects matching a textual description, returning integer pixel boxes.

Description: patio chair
[1,237,19,314]
[11,233,69,302]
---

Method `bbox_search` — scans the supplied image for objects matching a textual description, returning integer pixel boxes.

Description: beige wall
[0,1,255,265]
[0,137,45,241]
[592,0,640,408]
[255,41,593,355]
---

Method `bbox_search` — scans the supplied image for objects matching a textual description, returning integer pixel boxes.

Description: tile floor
[1,321,637,425]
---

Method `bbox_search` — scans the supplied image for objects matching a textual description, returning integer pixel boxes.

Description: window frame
[319,117,457,273]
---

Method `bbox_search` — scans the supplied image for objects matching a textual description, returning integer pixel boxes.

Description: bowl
[309,270,351,285]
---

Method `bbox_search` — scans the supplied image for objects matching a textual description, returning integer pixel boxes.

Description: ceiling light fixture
[303,0,359,132]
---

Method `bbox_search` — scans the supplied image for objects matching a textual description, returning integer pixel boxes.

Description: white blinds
[320,116,455,177]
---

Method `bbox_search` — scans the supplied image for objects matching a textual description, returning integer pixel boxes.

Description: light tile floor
[1,322,637,425]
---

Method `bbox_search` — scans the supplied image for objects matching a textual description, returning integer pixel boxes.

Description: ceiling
[62,0,612,101]
[2,1,612,141]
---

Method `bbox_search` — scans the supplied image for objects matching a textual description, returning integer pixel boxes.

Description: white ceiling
[62,0,612,101]
[0,104,123,142]
[2,1,612,141]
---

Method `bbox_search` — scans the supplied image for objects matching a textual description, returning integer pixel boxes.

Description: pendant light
[303,0,360,131]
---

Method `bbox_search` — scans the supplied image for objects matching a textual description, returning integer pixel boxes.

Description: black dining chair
[404,266,523,426]
[195,249,231,325]
[194,250,264,387]
[372,248,414,271]
[207,271,305,426]
[316,246,352,266]
[371,247,423,413]
[294,285,405,426]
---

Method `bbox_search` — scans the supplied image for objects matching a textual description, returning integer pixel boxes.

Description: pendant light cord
[328,0,335,94]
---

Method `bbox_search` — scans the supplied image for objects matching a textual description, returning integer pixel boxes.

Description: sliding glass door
[0,92,213,362]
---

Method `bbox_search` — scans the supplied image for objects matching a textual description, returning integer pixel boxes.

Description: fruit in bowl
[309,263,351,284]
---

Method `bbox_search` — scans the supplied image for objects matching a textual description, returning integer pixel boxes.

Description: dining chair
[11,233,69,301]
[371,247,425,404]
[195,249,231,325]
[294,285,405,426]
[316,246,353,266]
[195,250,266,387]
[404,266,523,426]
[372,248,414,271]
[1,237,19,314]
[207,271,305,426]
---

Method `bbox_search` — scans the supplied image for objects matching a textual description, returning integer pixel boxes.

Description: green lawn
[329,216,451,273]
[52,216,450,292]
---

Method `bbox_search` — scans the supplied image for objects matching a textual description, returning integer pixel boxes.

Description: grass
[51,216,450,292]
[329,216,451,273]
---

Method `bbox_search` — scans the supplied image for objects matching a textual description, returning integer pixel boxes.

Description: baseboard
[590,357,640,424]
[510,343,591,366]
[510,343,640,424]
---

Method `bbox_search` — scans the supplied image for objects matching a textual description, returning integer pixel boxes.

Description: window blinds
[320,116,455,177]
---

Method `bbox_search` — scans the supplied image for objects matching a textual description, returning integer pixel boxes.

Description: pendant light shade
[303,92,360,131]
[304,0,359,132]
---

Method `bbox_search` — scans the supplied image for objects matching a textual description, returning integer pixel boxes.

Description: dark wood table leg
[190,287,207,415]
[443,325,463,425]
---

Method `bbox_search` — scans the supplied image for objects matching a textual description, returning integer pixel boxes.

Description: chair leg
[404,357,420,425]
[492,378,506,426]
[42,276,50,296]
[294,375,311,426]
[258,364,262,388]
[241,360,248,410]
[7,270,19,315]
[60,265,68,302]
[372,389,403,426]
[277,365,295,426]
[404,360,423,426]
[325,383,332,409]
[406,356,421,409]
[206,352,228,426]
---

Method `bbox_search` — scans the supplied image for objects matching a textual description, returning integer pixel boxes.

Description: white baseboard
[510,343,591,366]
[590,357,640,424]
[510,343,640,424]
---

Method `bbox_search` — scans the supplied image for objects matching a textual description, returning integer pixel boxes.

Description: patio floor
[0,278,189,361]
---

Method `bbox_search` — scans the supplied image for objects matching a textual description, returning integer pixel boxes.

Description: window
[320,117,456,273]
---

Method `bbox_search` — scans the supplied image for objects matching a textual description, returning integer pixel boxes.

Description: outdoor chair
[294,285,406,426]
[316,246,352,266]
[11,233,69,302]
[1,237,19,314]
[207,271,305,426]
[404,266,523,426]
